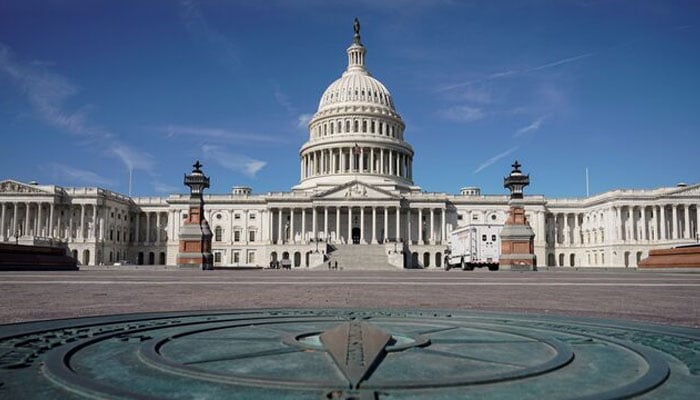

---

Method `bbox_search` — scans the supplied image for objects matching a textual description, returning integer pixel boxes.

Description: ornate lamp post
[499,161,537,271]
[176,161,214,270]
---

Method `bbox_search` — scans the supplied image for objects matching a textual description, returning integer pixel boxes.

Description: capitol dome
[295,20,415,192]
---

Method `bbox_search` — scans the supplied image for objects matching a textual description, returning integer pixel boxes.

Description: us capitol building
[1,23,698,269]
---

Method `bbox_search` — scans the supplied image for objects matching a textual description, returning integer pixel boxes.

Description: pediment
[667,184,700,198]
[314,181,400,200]
[0,180,50,194]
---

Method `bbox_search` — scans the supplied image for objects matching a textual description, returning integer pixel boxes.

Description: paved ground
[1,269,698,328]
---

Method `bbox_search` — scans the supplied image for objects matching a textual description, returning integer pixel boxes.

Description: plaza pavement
[0,268,698,328]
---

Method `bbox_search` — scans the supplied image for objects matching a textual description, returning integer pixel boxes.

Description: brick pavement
[0,269,698,328]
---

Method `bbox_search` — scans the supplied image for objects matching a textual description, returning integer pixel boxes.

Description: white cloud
[48,163,114,186]
[178,0,239,67]
[296,113,313,129]
[439,52,592,92]
[274,87,296,114]
[201,144,266,178]
[0,43,108,139]
[161,125,280,143]
[473,146,518,174]
[515,115,547,137]
[152,181,178,194]
[438,105,485,123]
[110,142,155,172]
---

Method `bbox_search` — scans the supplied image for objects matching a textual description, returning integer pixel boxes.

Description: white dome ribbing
[295,19,414,192]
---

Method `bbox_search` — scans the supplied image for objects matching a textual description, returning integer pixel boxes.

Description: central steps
[320,244,399,270]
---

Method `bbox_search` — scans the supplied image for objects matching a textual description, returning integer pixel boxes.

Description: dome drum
[295,21,415,192]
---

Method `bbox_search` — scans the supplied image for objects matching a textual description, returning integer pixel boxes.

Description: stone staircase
[321,244,400,270]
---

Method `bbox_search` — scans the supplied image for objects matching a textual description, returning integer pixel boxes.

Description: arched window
[370,120,375,133]
[354,120,359,132]
[362,120,367,133]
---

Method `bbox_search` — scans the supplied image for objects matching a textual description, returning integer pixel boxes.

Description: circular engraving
[0,310,697,399]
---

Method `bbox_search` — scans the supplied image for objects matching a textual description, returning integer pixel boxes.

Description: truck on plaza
[445,224,501,271]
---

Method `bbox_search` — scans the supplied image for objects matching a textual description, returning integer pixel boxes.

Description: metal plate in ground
[0,309,698,399]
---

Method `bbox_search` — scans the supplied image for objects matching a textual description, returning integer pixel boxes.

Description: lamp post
[177,161,213,270]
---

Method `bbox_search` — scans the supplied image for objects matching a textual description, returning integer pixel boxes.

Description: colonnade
[549,203,699,247]
[301,146,412,180]
[0,201,97,241]
[268,205,446,246]
[0,201,171,245]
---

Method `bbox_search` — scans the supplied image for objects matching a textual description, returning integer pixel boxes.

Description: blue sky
[1,0,698,198]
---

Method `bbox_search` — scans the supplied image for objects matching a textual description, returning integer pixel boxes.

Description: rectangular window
[249,213,256,219]
[233,252,240,263]
[234,230,241,242]
[247,251,255,264]
[214,252,221,263]
[457,215,463,221]
[234,213,241,220]
[482,234,487,242]
[249,230,255,242]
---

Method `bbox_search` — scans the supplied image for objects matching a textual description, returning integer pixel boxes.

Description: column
[395,207,400,241]
[340,150,345,174]
[672,205,678,240]
[441,208,446,245]
[24,202,30,236]
[330,150,335,174]
[371,207,377,244]
[389,151,393,175]
[312,206,317,240]
[156,211,160,243]
[538,211,546,244]
[359,207,365,244]
[696,205,700,240]
[91,205,98,239]
[135,213,140,243]
[49,203,54,238]
[429,208,435,244]
[652,206,658,240]
[418,208,423,244]
[68,205,74,240]
[640,207,647,241]
[660,206,667,240]
[289,208,295,243]
[359,147,364,173]
[380,149,384,174]
[79,204,85,240]
[335,207,340,243]
[301,208,307,242]
[13,202,18,237]
[145,212,151,243]
[563,214,569,246]
[36,203,43,237]
[383,207,388,242]
[0,202,5,239]
[370,148,375,173]
[347,207,352,243]
[277,209,283,244]
[407,209,412,244]
[395,153,400,177]
[684,204,691,239]
[323,207,329,241]
[56,205,63,239]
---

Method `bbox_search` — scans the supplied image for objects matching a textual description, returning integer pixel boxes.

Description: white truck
[445,224,501,271]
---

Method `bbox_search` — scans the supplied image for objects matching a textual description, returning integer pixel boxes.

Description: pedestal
[499,204,536,271]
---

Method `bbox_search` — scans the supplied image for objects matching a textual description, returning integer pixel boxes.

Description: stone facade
[1,24,698,269]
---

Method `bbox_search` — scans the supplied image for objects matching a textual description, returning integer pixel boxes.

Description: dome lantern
[347,18,367,73]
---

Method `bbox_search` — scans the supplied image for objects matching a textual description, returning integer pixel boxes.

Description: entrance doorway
[352,227,360,244]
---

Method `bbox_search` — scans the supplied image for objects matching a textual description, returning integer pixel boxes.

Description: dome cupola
[295,19,416,192]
